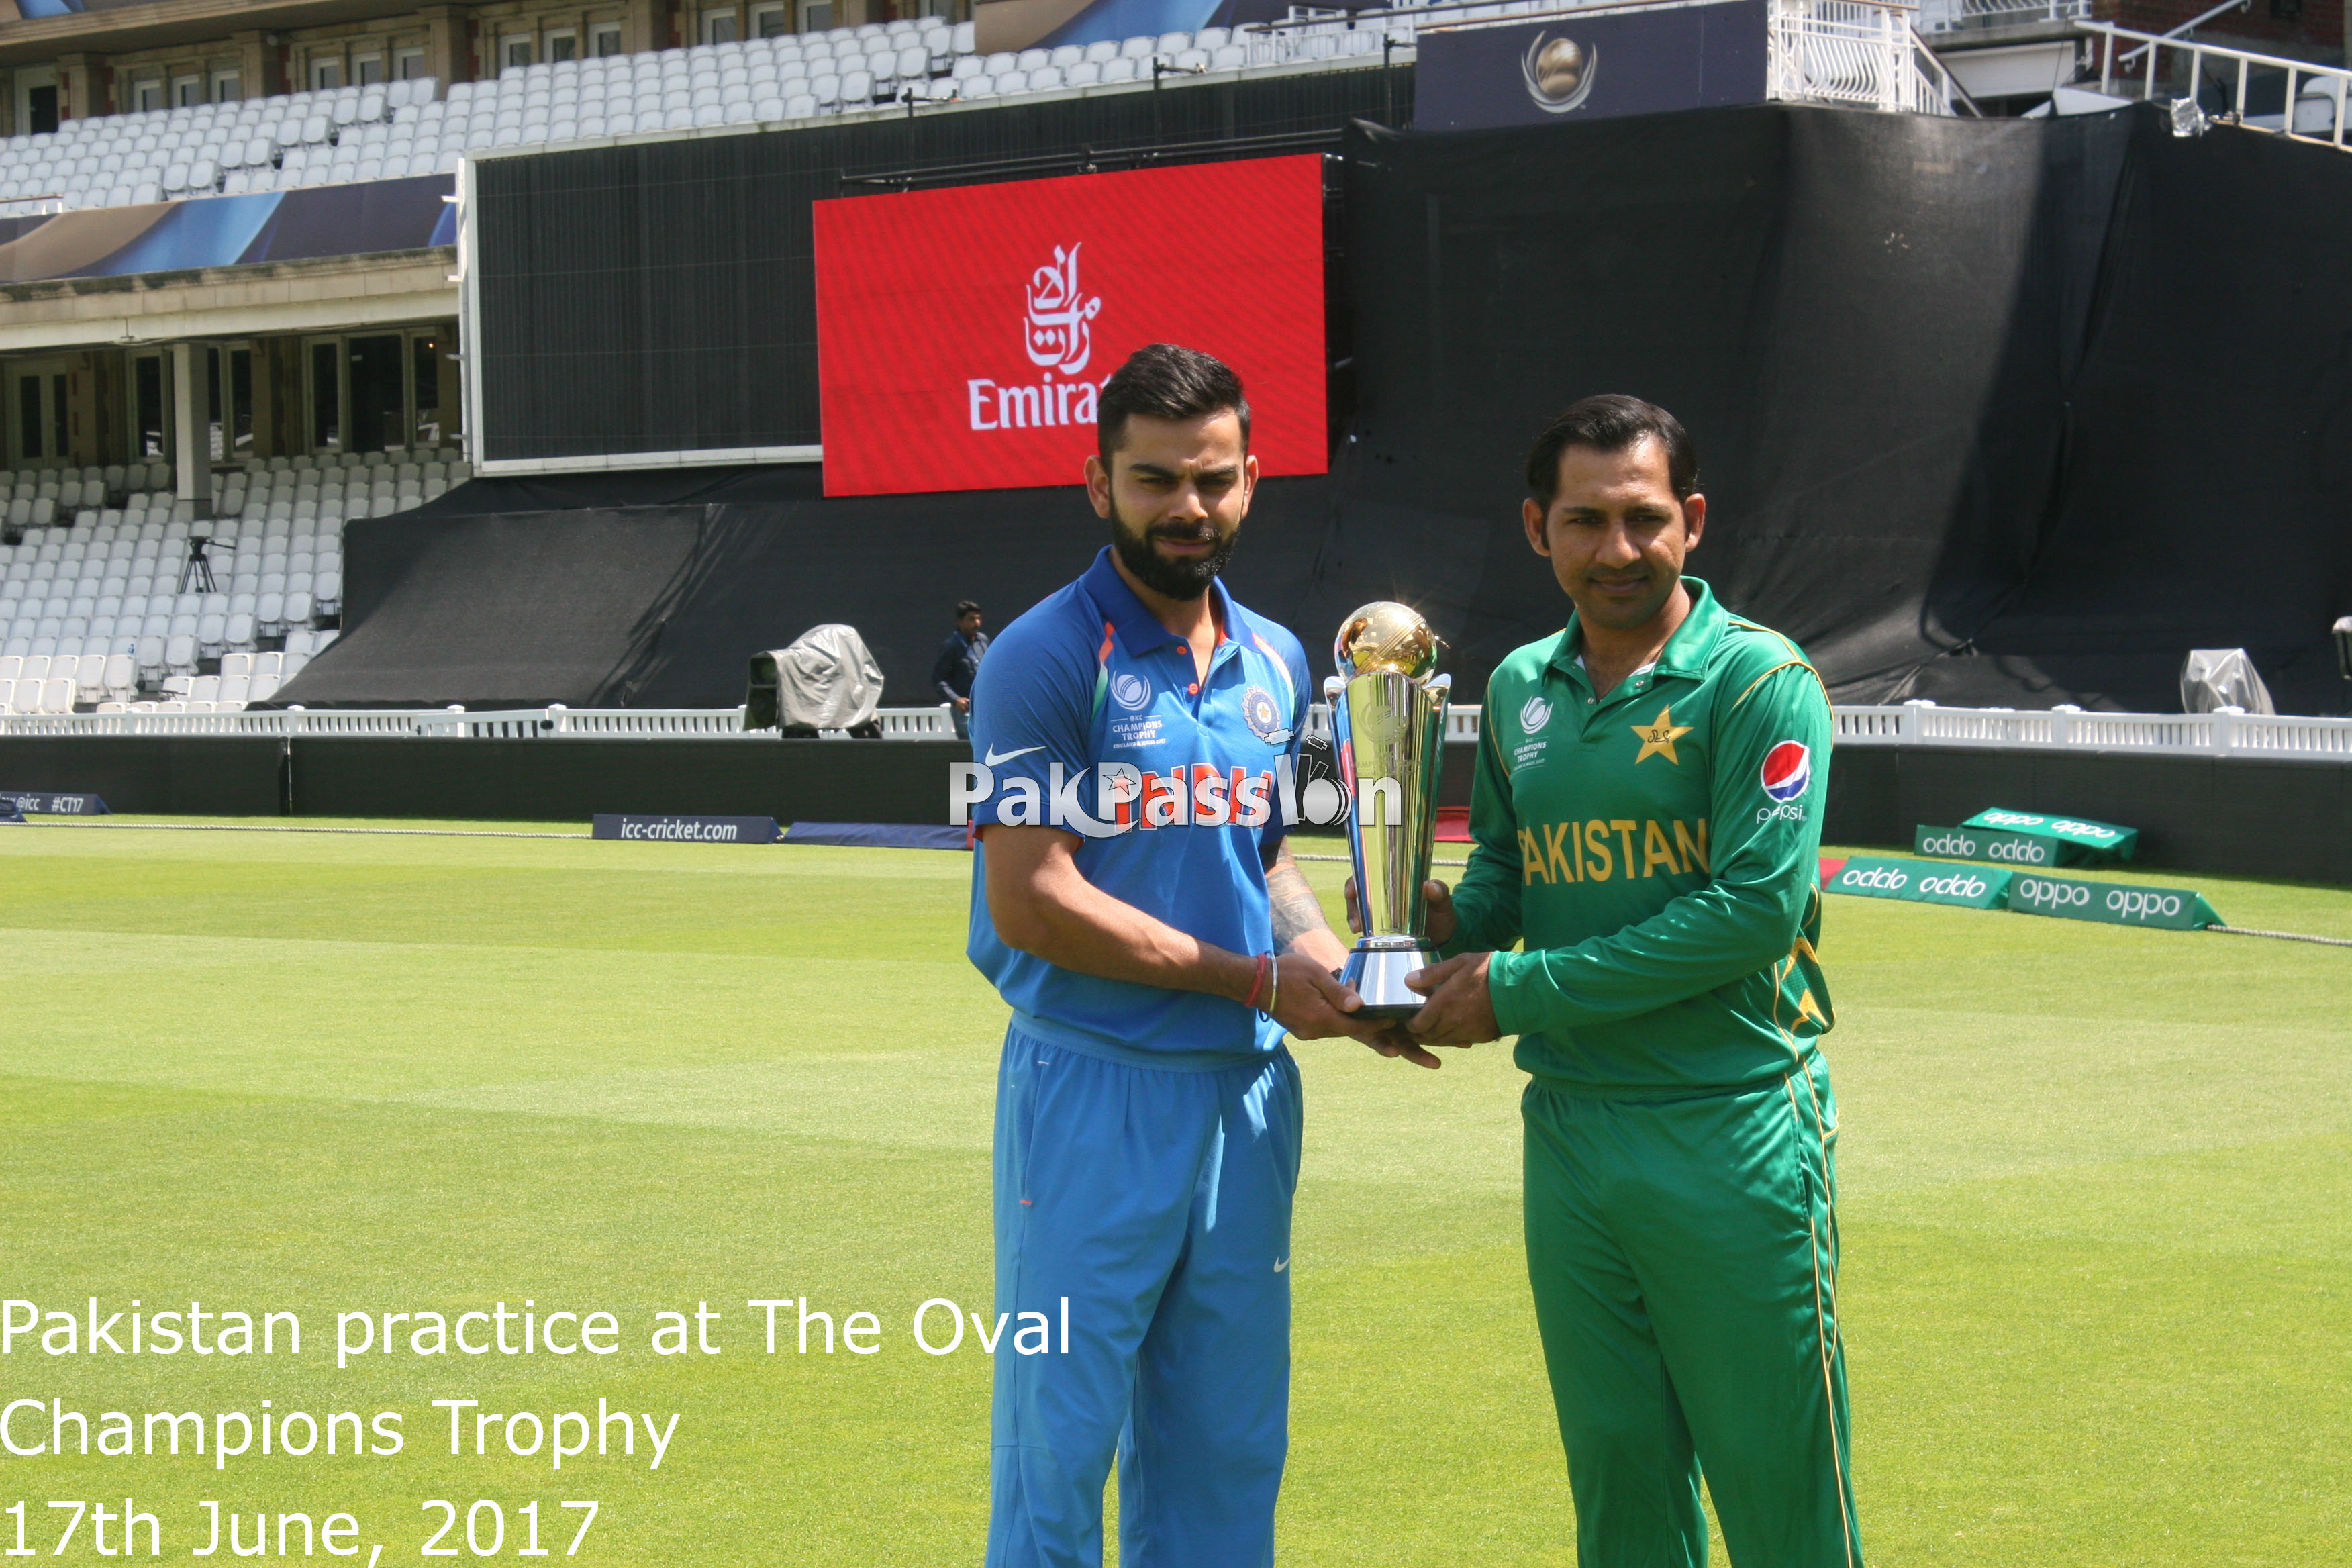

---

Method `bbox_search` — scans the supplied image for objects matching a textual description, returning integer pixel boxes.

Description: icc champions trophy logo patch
[1112,673,1151,712]
[1242,687,1287,743]
[1761,741,1812,803]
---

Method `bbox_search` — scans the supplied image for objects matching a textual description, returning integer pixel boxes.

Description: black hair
[1097,343,1251,462]
[955,600,980,618]
[1524,395,1698,508]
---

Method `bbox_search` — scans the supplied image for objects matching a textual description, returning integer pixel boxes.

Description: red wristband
[1243,952,1271,1011]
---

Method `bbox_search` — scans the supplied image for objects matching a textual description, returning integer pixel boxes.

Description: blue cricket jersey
[965,547,1314,1069]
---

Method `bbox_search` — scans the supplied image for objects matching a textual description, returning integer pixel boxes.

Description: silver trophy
[1326,603,1451,1018]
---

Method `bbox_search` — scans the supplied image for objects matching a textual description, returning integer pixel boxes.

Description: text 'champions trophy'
[1327,603,1451,1017]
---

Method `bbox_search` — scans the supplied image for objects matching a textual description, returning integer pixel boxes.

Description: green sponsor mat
[1826,855,2013,909]
[1963,807,2138,860]
[2006,871,2222,930]
[1914,824,2076,867]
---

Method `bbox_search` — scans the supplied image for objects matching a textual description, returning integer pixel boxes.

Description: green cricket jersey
[1443,577,1835,1091]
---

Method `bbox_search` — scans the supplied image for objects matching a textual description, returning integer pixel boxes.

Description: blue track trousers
[986,1024,1304,1568]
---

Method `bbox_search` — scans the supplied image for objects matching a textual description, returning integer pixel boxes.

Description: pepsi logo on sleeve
[1761,741,1812,803]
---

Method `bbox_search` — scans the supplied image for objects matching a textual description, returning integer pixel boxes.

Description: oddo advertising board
[812,156,1327,497]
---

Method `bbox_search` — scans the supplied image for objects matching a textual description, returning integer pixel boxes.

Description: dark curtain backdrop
[293,103,2352,714]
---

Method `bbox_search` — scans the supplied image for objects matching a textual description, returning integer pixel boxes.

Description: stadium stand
[0,450,424,709]
[0,12,1415,217]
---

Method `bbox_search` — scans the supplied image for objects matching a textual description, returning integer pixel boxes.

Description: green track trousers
[1522,1054,1861,1568]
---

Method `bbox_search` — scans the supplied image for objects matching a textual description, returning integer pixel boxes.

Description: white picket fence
[1,699,2346,761]
[0,704,961,740]
[1828,701,2352,759]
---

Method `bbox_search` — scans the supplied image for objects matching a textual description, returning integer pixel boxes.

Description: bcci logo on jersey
[949,754,1318,836]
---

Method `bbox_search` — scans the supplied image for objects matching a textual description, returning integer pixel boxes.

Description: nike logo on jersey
[983,744,1044,766]
[1273,1257,1289,1273]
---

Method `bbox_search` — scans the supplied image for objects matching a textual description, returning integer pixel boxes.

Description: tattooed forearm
[1265,841,1339,955]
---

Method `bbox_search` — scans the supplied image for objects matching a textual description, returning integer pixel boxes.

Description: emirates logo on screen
[1024,244,1101,375]
[965,242,1108,434]
[813,156,1328,496]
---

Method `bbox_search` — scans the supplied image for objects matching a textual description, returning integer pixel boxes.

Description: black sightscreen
[471,66,1408,462]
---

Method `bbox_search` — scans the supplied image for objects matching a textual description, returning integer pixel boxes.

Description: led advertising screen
[813,155,1328,497]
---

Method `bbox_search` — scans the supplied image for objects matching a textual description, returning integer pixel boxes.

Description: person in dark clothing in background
[935,600,989,738]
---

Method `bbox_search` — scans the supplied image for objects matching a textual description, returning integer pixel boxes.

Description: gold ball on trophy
[1335,602,1440,680]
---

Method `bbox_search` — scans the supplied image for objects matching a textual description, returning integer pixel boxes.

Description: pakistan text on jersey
[1517,818,1710,884]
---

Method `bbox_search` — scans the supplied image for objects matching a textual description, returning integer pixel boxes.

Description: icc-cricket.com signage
[810,156,1329,497]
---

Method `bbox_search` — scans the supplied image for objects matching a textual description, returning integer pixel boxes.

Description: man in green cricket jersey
[1402,395,1856,1566]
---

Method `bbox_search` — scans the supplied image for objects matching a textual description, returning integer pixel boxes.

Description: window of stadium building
[134,78,164,113]
[305,329,457,456]
[592,24,624,54]
[208,347,254,463]
[799,0,833,32]
[751,3,788,37]
[703,9,739,44]
[505,37,534,68]
[356,54,385,85]
[10,363,72,469]
[548,30,579,62]
[395,48,425,79]
[173,76,201,107]
[212,70,242,102]
[133,353,168,463]
[313,60,344,91]
[23,83,58,136]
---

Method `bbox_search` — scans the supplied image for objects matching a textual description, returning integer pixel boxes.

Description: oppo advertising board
[812,156,1328,497]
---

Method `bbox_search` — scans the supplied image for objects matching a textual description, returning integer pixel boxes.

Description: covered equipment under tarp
[2180,648,2276,714]
[749,624,885,732]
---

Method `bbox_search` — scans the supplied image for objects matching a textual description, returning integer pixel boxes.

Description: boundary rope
[2204,923,2352,948]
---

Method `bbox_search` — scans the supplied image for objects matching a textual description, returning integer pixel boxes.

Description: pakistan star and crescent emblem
[1630,706,1694,765]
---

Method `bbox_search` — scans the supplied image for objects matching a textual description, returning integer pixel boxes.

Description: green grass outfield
[1,818,2347,1565]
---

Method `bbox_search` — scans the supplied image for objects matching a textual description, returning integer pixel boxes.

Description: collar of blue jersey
[1079,545,1254,662]
[1551,575,1726,685]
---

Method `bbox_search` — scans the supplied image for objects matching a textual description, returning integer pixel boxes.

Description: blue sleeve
[967,615,1094,829]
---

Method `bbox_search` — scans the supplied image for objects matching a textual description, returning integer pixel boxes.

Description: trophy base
[1343,942,1441,1019]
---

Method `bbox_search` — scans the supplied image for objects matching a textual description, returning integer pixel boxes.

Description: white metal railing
[5,699,2347,759]
[1916,0,2087,34]
[1770,0,1954,115]
[2114,0,2248,65]
[1830,700,2352,758]
[0,705,950,740]
[2082,21,2352,148]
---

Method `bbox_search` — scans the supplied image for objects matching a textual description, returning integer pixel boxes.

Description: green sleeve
[1438,687,1524,959]
[1485,660,1830,1032]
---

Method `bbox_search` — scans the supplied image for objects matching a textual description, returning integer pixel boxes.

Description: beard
[1110,504,1238,601]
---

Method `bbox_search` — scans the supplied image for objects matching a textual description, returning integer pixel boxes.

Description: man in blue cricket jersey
[964,344,1434,1568]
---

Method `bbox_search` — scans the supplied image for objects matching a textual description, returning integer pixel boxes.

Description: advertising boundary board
[1824,854,2013,908]
[1913,823,2073,867]
[1963,806,2137,859]
[2006,871,2222,931]
[1821,747,2352,883]
[591,813,781,844]
[0,789,109,814]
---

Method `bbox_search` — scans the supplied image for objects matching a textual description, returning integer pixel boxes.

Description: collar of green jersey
[1549,575,1726,696]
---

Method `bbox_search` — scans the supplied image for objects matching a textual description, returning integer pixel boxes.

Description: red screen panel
[814,155,1327,497]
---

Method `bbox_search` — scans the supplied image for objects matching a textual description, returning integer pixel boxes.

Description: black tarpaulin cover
[279,103,2352,714]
